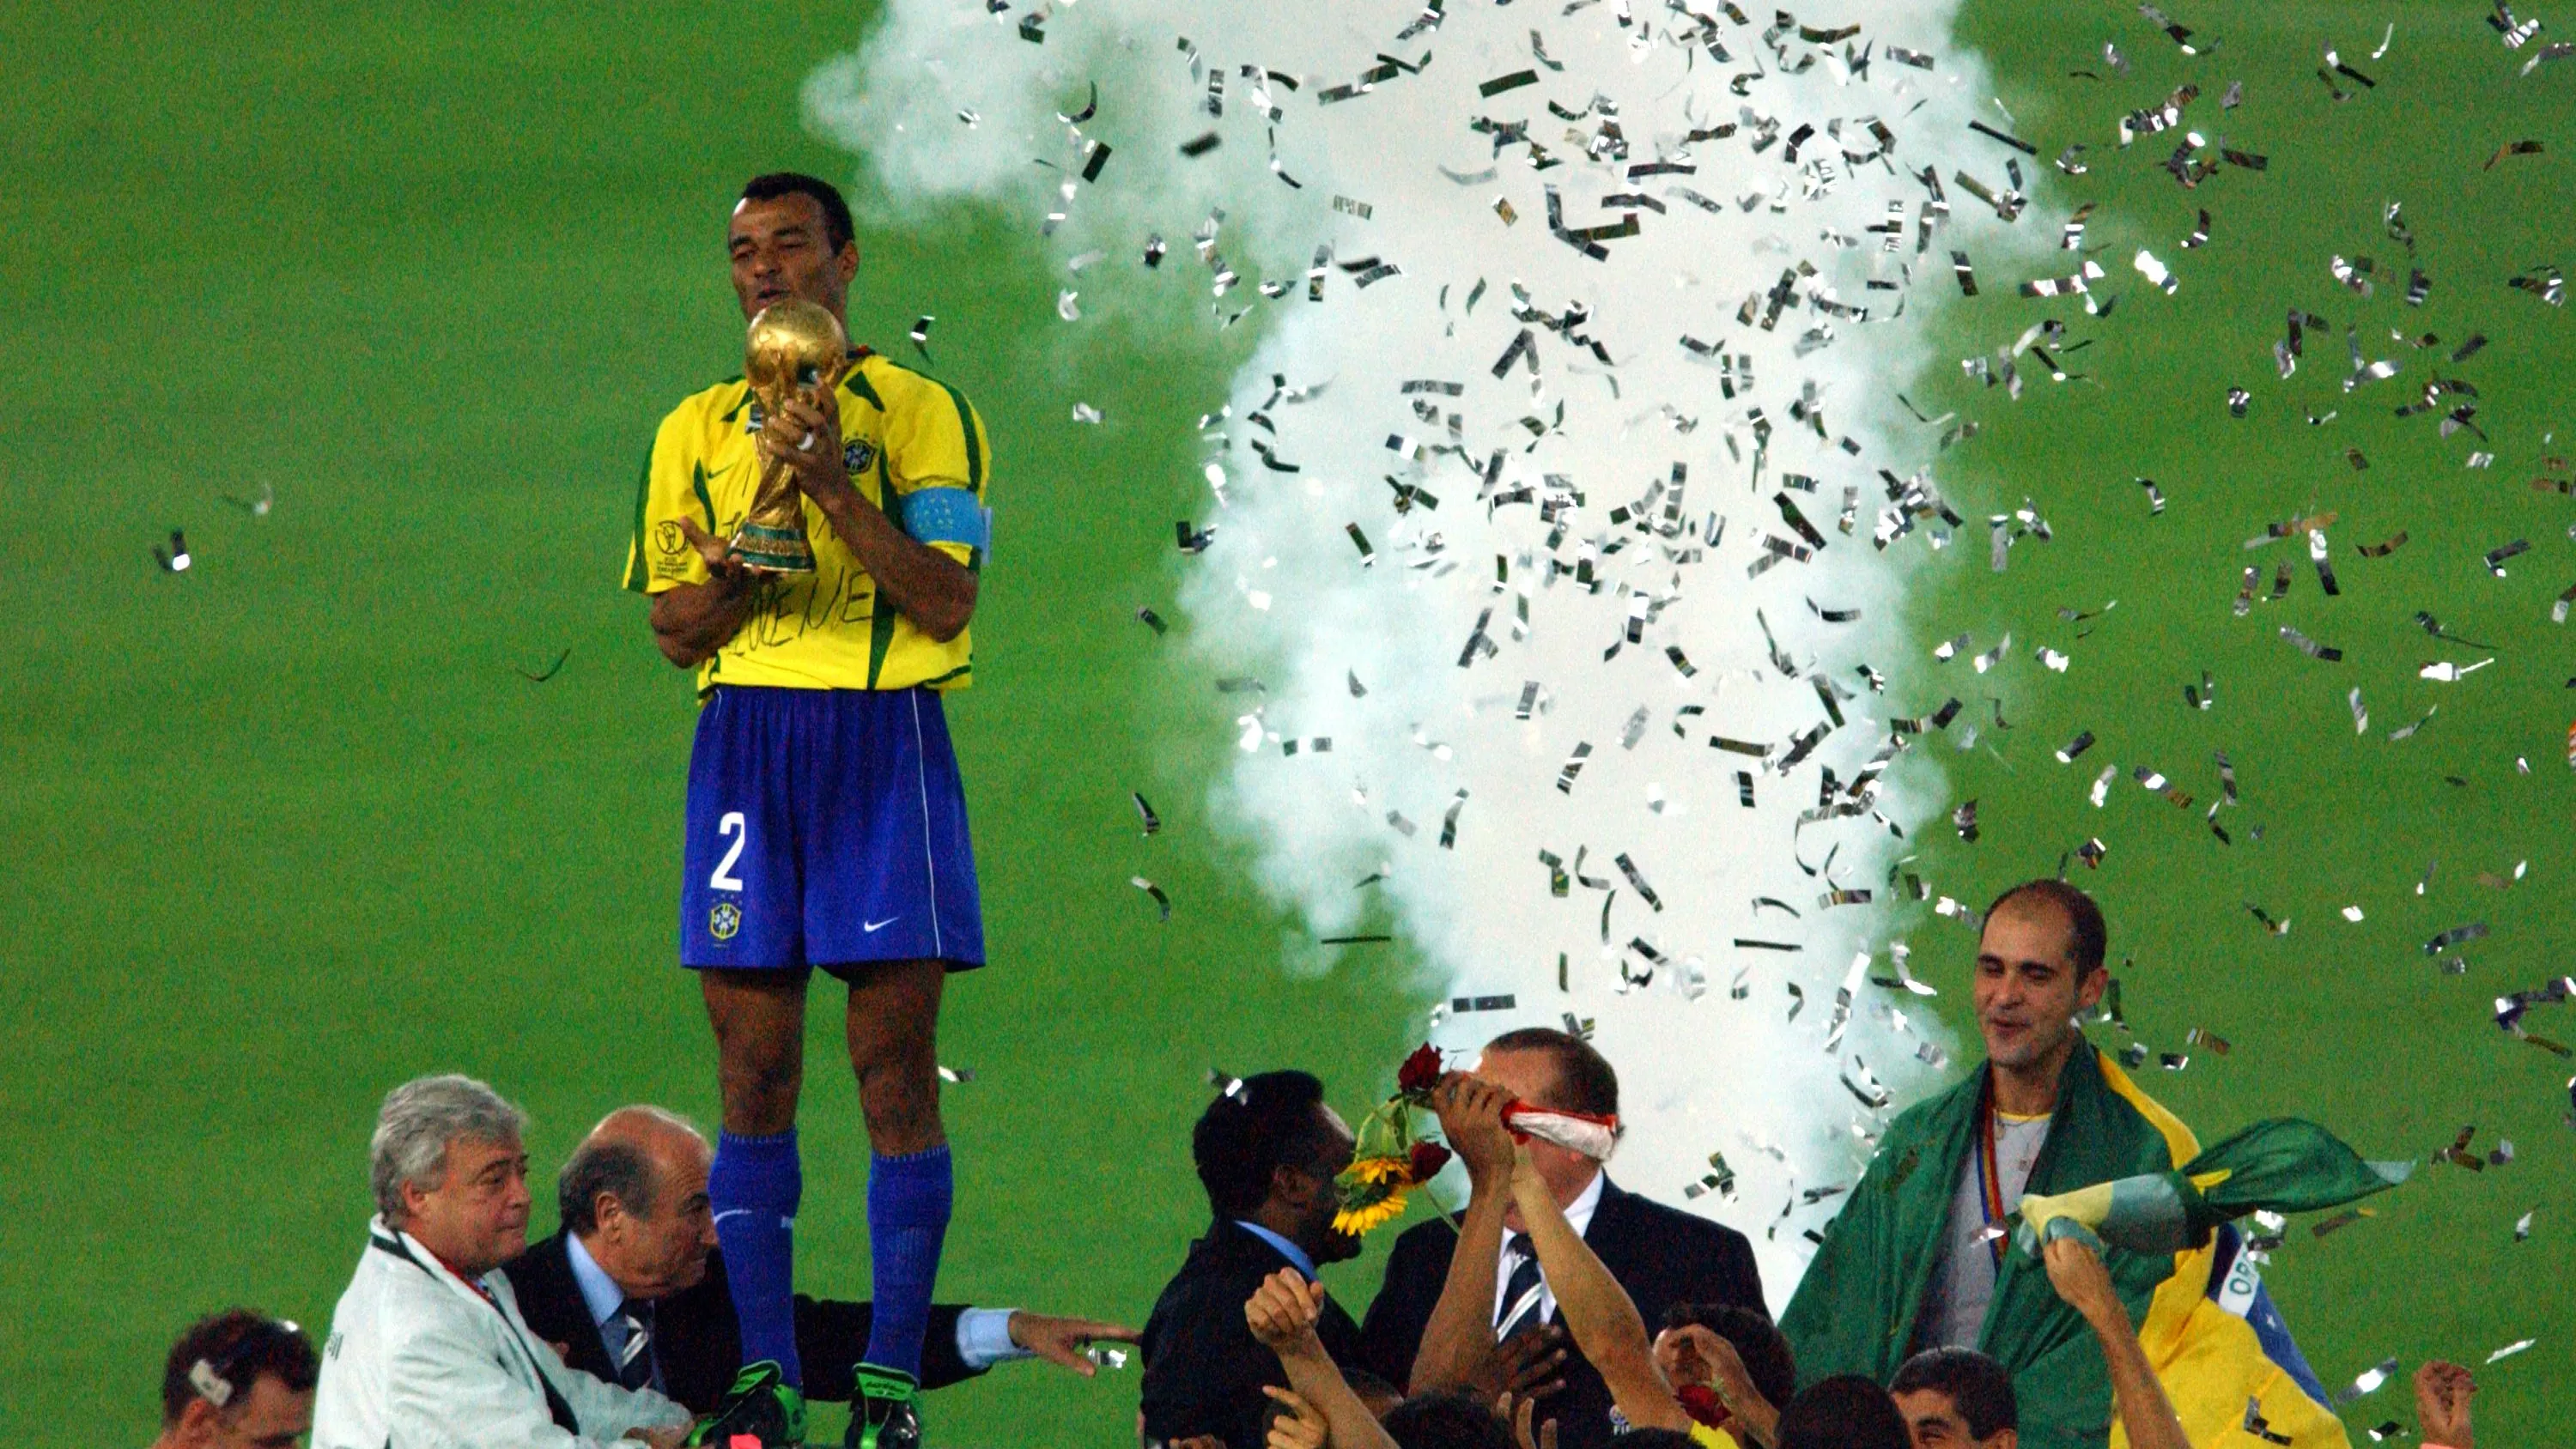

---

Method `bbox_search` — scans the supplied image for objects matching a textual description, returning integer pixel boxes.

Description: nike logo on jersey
[863,917,900,933]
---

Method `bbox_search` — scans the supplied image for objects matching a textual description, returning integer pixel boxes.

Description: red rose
[1406,1140,1455,1184]
[1397,1042,1444,1095]
[1674,1384,1729,1428]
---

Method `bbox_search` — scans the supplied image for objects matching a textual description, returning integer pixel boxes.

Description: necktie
[1496,1234,1547,1342]
[611,1301,655,1391]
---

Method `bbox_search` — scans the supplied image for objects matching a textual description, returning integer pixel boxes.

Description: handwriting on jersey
[741,555,877,652]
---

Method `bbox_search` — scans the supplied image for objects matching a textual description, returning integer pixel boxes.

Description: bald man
[502,1107,1134,1422]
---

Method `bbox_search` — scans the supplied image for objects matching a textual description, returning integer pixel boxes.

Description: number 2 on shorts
[710,809,748,891]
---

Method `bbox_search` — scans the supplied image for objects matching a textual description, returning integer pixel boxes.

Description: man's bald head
[557,1106,708,1235]
[558,1106,720,1300]
[589,1105,708,1155]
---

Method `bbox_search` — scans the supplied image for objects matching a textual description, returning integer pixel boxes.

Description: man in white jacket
[313,1075,697,1449]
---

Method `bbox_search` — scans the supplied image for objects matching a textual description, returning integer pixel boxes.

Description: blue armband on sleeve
[896,486,991,554]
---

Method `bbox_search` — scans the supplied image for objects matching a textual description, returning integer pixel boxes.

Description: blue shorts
[681,685,985,972]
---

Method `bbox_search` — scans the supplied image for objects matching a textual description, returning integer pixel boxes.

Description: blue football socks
[710,1128,805,1389]
[860,1144,954,1379]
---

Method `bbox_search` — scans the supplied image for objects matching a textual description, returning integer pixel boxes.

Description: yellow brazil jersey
[621,349,990,694]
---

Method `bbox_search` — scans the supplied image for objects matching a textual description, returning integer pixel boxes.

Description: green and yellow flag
[1782,1047,2402,1449]
[2018,1117,2413,1258]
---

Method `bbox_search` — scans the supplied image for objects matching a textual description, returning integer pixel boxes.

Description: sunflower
[1343,1155,1413,1187]
[1334,1185,1412,1236]
[1332,1155,1417,1235]
[1326,1047,1471,1240]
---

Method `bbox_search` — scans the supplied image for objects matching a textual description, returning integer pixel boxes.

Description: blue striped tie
[611,1301,655,1391]
[1497,1235,1547,1343]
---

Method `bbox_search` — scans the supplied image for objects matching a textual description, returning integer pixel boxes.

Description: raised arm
[2041,1236,2187,1449]
[1245,1270,1397,1449]
[1405,1075,1516,1395]
[1505,1146,1692,1433]
[1654,1324,1781,1448]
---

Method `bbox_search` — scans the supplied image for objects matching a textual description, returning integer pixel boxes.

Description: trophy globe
[734,298,848,574]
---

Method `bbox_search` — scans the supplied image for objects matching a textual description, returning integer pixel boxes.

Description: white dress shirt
[1492,1168,1606,1327]
[564,1234,658,1391]
[955,1307,1032,1370]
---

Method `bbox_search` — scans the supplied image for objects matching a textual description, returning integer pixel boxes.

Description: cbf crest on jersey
[741,400,878,476]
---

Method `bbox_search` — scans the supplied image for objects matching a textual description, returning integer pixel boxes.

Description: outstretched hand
[1498,1390,1559,1449]
[1007,1310,1142,1378]
[1494,1323,1570,1404]
[1245,1267,1328,1359]
[1261,1386,1327,1449]
[671,515,751,588]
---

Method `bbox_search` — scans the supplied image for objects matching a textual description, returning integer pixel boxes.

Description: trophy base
[731,521,815,575]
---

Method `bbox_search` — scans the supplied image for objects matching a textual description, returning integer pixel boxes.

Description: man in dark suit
[505,1106,1137,1417]
[1140,1071,1365,1449]
[1356,1029,1766,1449]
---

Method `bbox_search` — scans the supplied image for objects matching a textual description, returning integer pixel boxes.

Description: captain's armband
[896,486,992,554]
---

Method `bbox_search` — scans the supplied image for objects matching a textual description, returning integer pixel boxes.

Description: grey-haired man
[310,1075,693,1449]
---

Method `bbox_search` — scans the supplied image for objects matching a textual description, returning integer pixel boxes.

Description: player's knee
[718,1043,804,1115]
[859,1064,943,1145]
[720,1024,799,1076]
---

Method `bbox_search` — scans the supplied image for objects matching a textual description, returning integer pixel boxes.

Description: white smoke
[811,0,2043,1293]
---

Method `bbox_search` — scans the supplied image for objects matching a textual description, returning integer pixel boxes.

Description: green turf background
[0,0,2564,1442]
[1899,4,2574,1438]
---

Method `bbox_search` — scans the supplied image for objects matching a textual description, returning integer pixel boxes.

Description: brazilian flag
[2016,1118,2413,1259]
[1782,1046,2400,1449]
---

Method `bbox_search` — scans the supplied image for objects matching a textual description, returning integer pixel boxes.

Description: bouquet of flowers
[1331,1043,1625,1236]
[1331,1045,1455,1235]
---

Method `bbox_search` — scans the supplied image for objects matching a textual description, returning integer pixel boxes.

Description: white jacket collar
[368,1216,501,1307]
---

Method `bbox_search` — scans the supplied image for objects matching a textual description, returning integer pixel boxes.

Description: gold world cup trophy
[732,298,849,574]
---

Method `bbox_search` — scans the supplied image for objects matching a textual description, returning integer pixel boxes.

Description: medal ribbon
[1975,1080,2009,1268]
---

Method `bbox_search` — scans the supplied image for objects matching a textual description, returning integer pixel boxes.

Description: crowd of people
[1131,1013,2473,1449]
[151,880,2482,1449]
[134,174,2487,1449]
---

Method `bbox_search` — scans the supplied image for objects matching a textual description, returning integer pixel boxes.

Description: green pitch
[0,1,2564,1443]
[1910,4,2574,1437]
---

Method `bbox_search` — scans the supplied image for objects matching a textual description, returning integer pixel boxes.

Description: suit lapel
[1583,1177,1626,1240]
[521,1234,617,1384]
[1577,1175,1642,1286]
[658,1247,747,1413]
